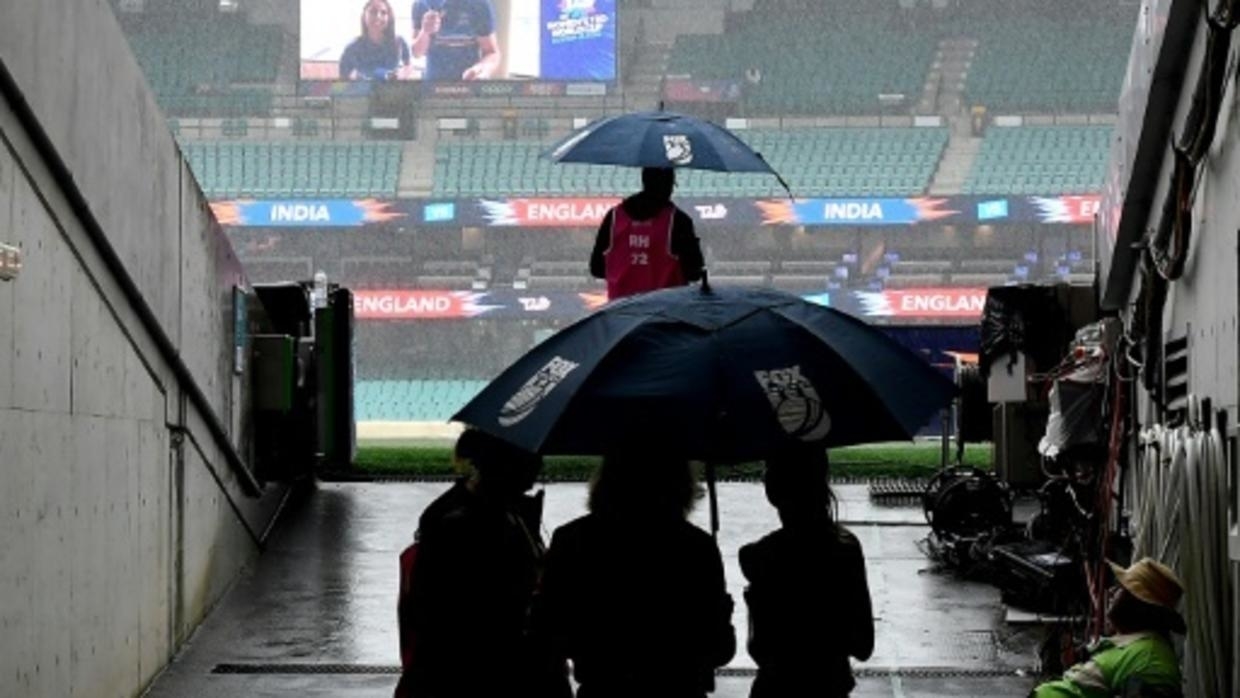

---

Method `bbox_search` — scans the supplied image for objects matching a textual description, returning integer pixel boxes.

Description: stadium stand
[432,128,947,198]
[239,257,314,285]
[112,0,1112,432]
[668,1,1132,116]
[354,379,489,421]
[183,142,403,198]
[125,18,282,117]
[520,258,602,291]
[667,10,936,115]
[964,126,1111,195]
[339,257,417,289]
[963,19,1131,113]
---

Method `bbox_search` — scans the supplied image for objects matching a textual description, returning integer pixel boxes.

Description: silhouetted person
[739,445,874,698]
[590,167,705,301]
[534,454,735,698]
[1032,557,1184,697]
[397,428,569,698]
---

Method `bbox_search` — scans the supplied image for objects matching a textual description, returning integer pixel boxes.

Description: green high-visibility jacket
[1033,632,1181,698]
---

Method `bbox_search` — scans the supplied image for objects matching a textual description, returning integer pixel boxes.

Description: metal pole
[706,461,719,538]
[941,407,951,470]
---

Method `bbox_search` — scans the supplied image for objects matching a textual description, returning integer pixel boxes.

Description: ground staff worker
[589,167,704,300]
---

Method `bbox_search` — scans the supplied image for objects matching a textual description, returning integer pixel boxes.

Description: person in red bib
[590,168,705,300]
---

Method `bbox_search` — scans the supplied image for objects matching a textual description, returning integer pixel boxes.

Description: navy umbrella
[545,110,792,195]
[453,283,957,463]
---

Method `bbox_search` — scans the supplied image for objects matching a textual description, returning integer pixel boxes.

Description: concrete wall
[0,1,289,696]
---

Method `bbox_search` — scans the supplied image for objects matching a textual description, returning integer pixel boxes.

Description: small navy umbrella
[544,110,793,197]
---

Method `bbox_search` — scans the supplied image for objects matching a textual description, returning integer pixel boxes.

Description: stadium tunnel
[0,3,350,695]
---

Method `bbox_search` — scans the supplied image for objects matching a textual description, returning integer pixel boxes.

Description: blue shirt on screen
[412,0,495,81]
[340,36,411,80]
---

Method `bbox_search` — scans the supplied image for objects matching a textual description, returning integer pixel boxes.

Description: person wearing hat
[1032,557,1185,697]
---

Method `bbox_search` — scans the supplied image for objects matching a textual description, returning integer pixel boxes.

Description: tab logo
[694,203,729,220]
[518,296,552,311]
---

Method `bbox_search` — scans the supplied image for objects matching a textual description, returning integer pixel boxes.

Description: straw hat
[1107,557,1186,633]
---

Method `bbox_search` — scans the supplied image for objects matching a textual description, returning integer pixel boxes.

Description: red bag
[393,541,420,698]
[397,541,419,670]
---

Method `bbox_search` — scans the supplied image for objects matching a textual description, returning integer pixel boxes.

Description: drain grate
[213,664,400,675]
[855,667,1029,679]
[317,472,935,486]
[212,663,1029,679]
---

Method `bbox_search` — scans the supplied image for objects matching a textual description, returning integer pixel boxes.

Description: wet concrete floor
[145,482,1040,697]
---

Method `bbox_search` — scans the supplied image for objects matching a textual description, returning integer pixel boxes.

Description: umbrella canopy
[453,283,958,464]
[546,110,785,179]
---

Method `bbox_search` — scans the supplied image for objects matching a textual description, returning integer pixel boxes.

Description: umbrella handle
[706,461,719,538]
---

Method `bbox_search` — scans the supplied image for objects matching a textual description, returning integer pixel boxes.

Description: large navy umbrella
[453,283,957,464]
[545,110,792,194]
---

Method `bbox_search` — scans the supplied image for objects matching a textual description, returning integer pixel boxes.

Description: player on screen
[340,0,412,81]
[411,0,502,81]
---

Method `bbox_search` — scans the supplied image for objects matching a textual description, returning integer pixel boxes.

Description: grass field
[348,440,993,480]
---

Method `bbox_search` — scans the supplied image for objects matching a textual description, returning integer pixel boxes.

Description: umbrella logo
[663,134,694,165]
[754,365,832,442]
[498,356,581,427]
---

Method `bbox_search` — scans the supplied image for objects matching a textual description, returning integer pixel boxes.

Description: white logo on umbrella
[663,134,693,165]
[498,356,580,427]
[754,365,832,441]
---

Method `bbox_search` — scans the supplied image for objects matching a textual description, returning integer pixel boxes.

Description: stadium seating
[432,128,947,198]
[667,17,936,116]
[964,126,1111,195]
[183,142,403,198]
[354,379,489,421]
[126,20,282,117]
[964,19,1131,113]
[240,257,315,284]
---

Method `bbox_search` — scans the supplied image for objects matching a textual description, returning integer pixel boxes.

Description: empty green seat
[431,128,948,198]
[964,126,1112,195]
[182,142,403,199]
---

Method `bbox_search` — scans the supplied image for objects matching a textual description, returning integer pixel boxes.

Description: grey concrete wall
[0,1,290,696]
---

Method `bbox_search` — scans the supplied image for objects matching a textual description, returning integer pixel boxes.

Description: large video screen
[300,0,616,82]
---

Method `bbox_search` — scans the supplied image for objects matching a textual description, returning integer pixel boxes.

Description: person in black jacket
[398,428,568,698]
[739,445,874,697]
[589,168,705,300]
[534,453,735,698]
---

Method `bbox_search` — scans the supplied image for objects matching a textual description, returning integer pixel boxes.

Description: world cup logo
[662,134,694,165]
[754,365,832,441]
